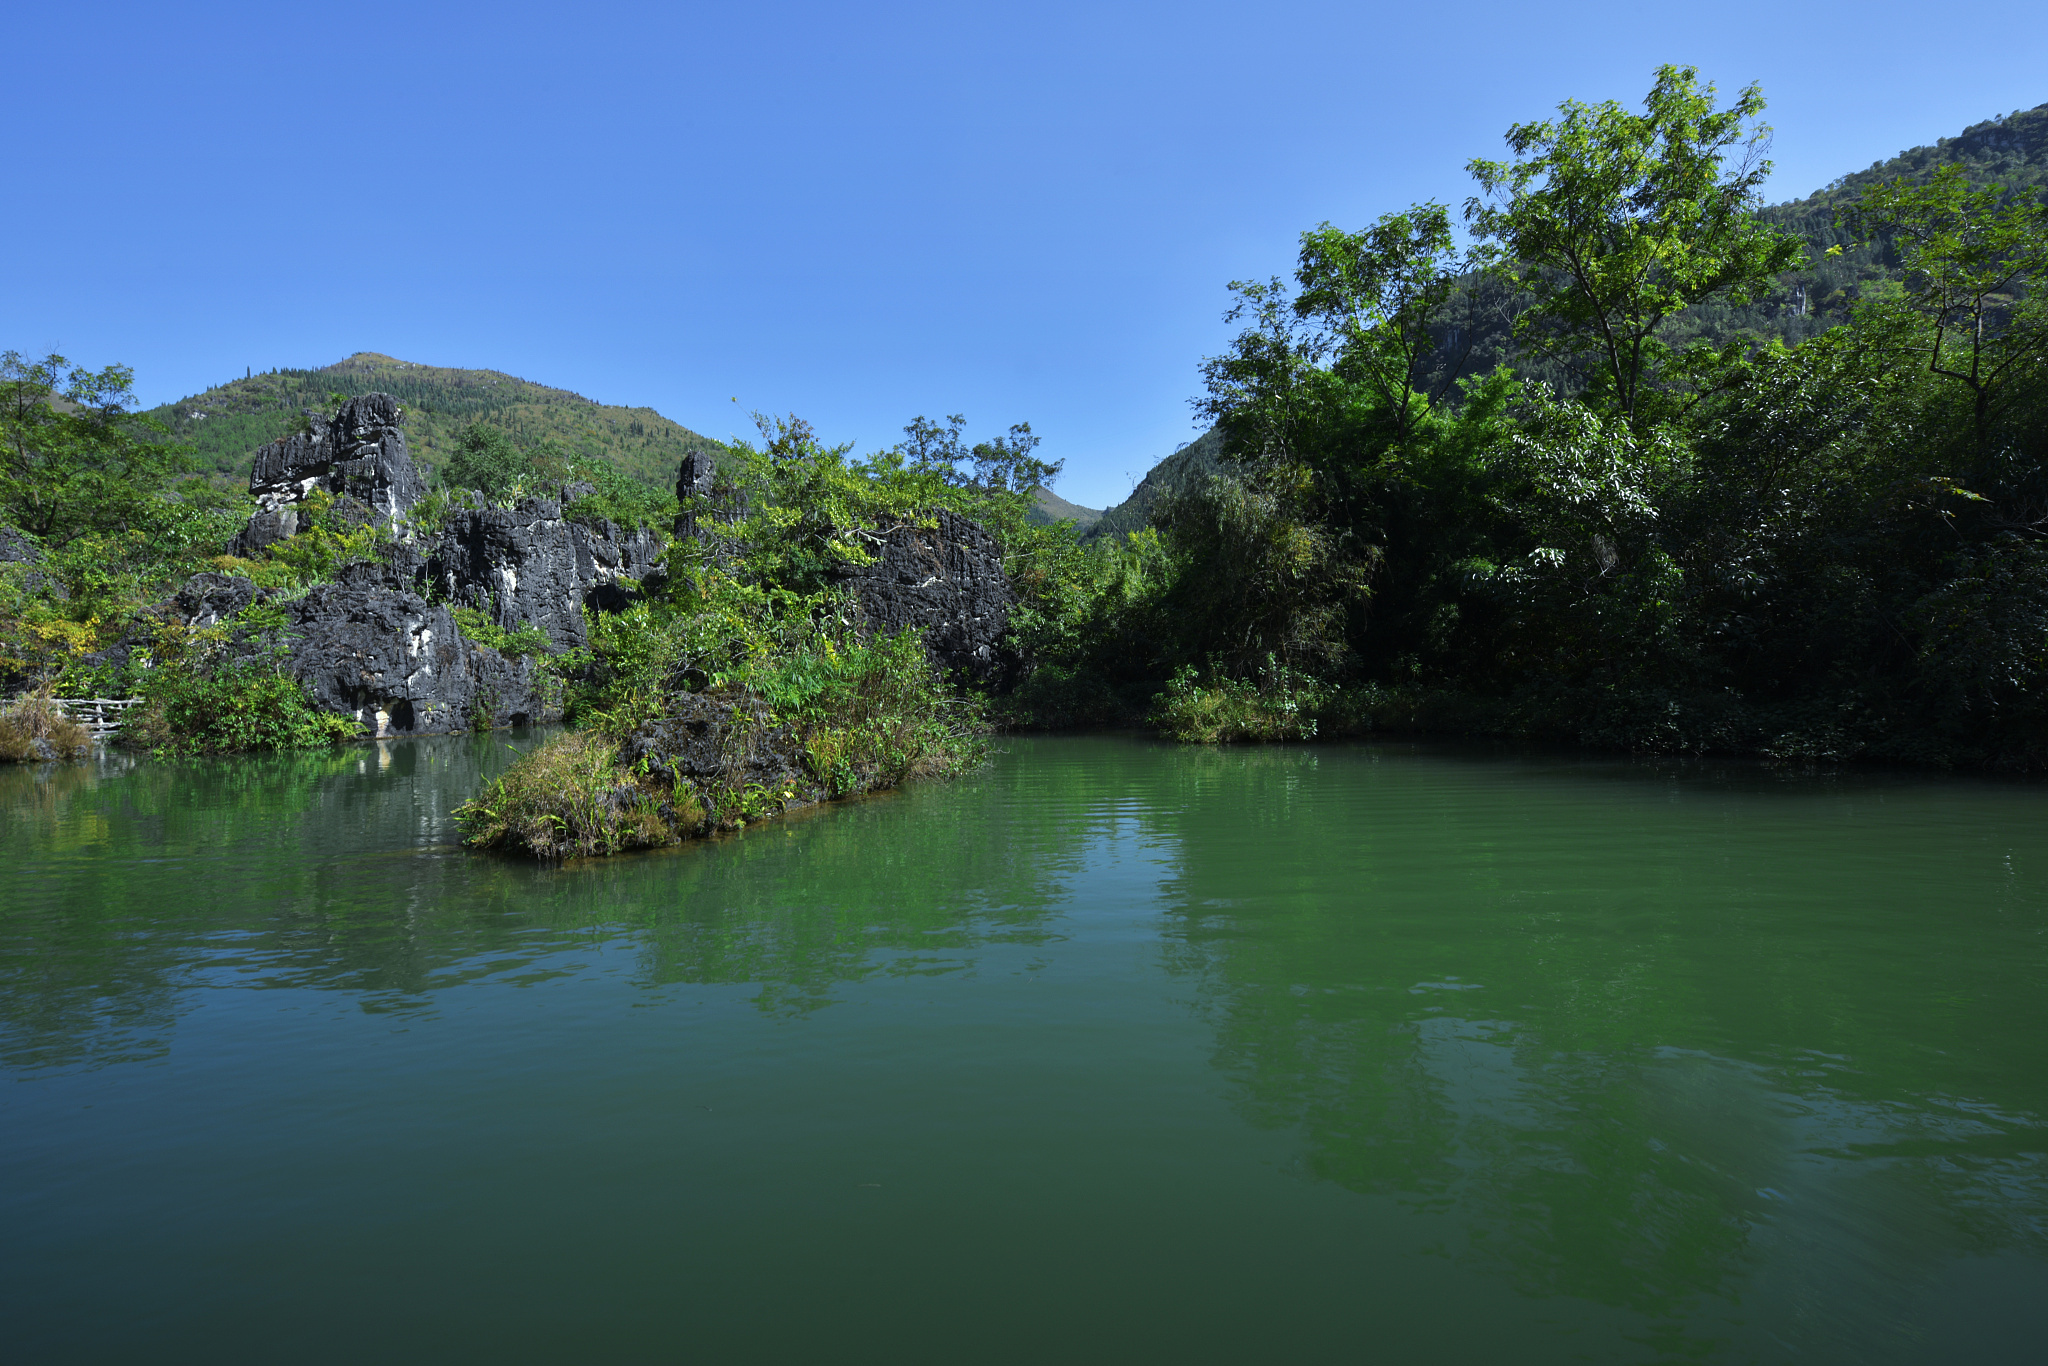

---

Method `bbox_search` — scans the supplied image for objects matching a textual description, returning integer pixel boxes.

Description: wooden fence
[50,697,144,740]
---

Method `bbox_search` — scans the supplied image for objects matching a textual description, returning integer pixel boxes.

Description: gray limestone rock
[247,392,426,525]
[278,577,546,736]
[171,572,258,628]
[0,525,57,598]
[420,497,666,650]
[673,448,744,547]
[835,508,1015,686]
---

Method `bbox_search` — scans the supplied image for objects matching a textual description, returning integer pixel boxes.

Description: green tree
[1850,164,2048,451]
[1293,203,1471,441]
[0,352,196,547]
[1465,64,1803,424]
[895,414,1062,493]
[442,421,527,499]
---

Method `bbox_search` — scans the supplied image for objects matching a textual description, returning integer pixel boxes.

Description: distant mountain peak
[151,355,723,491]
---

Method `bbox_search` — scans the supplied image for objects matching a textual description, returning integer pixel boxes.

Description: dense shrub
[1148,660,1323,743]
[454,730,682,860]
[457,626,983,860]
[122,659,358,756]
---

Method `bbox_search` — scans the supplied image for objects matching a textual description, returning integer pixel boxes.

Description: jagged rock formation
[423,498,664,648]
[232,394,425,555]
[281,559,547,735]
[835,509,1015,686]
[672,448,746,553]
[170,572,257,627]
[203,391,667,735]
[129,560,550,736]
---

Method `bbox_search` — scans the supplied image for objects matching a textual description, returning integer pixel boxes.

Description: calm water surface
[3,734,2045,1363]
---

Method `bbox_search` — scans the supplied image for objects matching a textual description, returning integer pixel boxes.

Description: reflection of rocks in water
[0,736,1110,1069]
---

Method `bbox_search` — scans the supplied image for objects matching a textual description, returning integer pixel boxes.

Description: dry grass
[0,688,93,763]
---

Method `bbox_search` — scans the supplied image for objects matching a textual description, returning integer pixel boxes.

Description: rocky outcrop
[138,562,548,737]
[280,562,546,735]
[836,509,1015,685]
[423,498,665,649]
[204,394,673,734]
[672,449,746,549]
[617,688,820,808]
[170,572,258,628]
[246,393,425,525]
[0,525,39,565]
[0,525,56,597]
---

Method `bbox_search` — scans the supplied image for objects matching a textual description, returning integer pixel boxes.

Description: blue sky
[7,1,2046,508]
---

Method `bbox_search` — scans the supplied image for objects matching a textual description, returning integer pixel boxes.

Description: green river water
[3,733,2045,1363]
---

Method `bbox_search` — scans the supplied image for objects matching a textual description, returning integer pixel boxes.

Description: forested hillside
[1705,100,2048,344]
[151,352,725,490]
[1088,430,1220,539]
[1388,102,2048,399]
[1093,101,2048,534]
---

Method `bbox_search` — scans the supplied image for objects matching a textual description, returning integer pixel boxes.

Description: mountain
[1695,100,2048,346]
[151,352,726,491]
[1026,485,1103,529]
[1087,429,1221,540]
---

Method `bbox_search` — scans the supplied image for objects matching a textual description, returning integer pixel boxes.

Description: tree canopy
[0,351,198,549]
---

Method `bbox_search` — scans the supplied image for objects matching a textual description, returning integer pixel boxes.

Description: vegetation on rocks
[8,68,2046,806]
[454,413,1035,859]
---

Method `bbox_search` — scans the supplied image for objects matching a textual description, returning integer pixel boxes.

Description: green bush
[123,659,358,756]
[563,457,678,532]
[451,606,550,657]
[1149,659,1323,743]
[748,628,988,796]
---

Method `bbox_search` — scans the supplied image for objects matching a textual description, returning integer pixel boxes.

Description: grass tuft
[0,688,94,763]
[455,730,684,861]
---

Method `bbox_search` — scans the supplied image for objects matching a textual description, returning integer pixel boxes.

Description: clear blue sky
[7,1,2045,508]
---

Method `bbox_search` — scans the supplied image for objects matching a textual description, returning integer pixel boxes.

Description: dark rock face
[0,525,40,564]
[142,567,547,737]
[232,508,301,556]
[0,525,56,598]
[617,689,819,807]
[836,509,1014,685]
[673,449,745,547]
[422,498,666,650]
[247,393,426,524]
[171,572,257,628]
[279,576,545,735]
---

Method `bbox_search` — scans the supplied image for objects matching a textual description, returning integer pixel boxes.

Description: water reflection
[1147,742,2048,1353]
[0,731,1109,1066]
[5,734,2046,1358]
